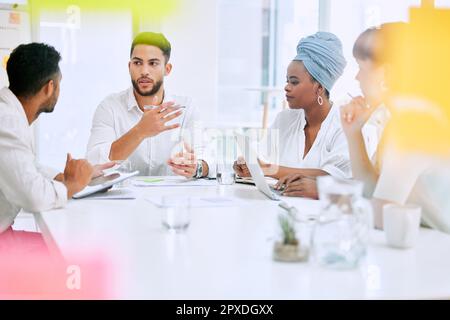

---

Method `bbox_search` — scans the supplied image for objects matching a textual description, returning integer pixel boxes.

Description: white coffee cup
[383,204,422,249]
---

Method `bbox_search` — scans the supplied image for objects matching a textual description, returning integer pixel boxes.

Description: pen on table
[278,201,297,212]
[278,201,298,214]
[278,202,316,222]
[278,201,292,211]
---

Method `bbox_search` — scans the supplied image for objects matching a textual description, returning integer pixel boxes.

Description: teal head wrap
[294,32,347,92]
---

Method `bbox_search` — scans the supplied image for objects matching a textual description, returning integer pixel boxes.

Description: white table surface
[34,177,450,299]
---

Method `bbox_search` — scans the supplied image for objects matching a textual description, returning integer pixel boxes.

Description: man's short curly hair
[7,43,61,97]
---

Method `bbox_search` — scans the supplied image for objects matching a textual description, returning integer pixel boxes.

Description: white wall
[157,0,219,124]
[37,9,132,169]
[216,0,263,127]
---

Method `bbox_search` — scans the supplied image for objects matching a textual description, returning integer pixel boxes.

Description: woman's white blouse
[258,106,351,179]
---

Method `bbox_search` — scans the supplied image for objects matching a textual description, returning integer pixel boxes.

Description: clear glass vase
[311,176,373,269]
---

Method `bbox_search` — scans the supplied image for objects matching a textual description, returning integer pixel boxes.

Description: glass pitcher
[311,176,373,269]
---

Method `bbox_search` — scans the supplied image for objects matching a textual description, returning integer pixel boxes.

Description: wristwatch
[194,160,204,179]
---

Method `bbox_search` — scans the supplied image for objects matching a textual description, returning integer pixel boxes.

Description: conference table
[34,176,450,299]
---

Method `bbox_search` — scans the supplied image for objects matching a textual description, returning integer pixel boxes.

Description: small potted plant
[273,208,309,262]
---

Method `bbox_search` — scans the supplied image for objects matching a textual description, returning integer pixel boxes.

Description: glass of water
[115,159,132,188]
[161,195,191,233]
[216,132,237,185]
[216,163,236,185]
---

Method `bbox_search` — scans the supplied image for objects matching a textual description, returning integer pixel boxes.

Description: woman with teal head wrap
[234,31,351,199]
[285,31,346,111]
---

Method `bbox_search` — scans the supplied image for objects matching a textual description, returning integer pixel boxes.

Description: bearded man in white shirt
[86,32,211,178]
[0,43,112,242]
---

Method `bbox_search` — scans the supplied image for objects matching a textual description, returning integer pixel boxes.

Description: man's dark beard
[132,79,163,97]
[37,94,57,117]
[36,105,55,118]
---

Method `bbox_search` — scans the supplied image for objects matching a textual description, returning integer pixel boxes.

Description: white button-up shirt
[0,87,67,233]
[86,87,209,176]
